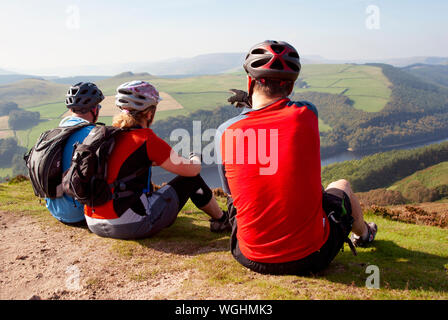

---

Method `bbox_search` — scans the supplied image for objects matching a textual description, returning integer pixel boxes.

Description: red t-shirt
[85,128,172,220]
[217,98,329,263]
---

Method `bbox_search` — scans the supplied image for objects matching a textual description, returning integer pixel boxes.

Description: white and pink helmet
[115,80,162,113]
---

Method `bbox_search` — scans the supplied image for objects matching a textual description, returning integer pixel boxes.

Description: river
[151,136,448,189]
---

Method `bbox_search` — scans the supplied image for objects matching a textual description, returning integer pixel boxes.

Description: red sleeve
[145,129,172,165]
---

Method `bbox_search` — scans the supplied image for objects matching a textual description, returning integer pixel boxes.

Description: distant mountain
[137,53,246,76]
[0,68,16,75]
[373,57,448,67]
[9,54,448,78]
[112,71,152,78]
[0,74,45,85]
[0,79,66,107]
[297,56,448,67]
[47,75,110,85]
[402,64,448,88]
[137,54,448,74]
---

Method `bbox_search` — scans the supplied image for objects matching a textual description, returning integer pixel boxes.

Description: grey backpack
[24,123,93,199]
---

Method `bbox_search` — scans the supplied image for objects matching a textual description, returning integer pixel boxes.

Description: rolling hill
[0,79,67,108]
[389,161,448,191]
[402,64,448,88]
[0,68,15,75]
[0,74,45,85]
[48,75,109,85]
[387,161,448,204]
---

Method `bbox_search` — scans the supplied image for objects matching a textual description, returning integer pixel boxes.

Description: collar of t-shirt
[241,97,290,115]
[59,116,90,127]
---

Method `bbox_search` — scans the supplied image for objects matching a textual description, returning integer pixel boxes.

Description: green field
[296,64,392,112]
[24,102,67,119]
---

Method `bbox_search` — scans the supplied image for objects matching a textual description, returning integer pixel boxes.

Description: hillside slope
[402,64,448,88]
[389,161,448,191]
[0,180,447,300]
[0,79,66,108]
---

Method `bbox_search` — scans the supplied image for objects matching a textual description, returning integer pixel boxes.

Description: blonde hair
[112,106,156,128]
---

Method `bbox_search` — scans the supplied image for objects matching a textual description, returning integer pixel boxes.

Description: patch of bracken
[369,205,448,228]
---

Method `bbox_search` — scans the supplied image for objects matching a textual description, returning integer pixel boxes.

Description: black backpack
[61,125,148,208]
[24,122,93,199]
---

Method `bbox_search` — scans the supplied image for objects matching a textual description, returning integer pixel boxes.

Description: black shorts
[229,188,353,275]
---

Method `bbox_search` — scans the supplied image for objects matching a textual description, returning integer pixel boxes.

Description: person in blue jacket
[45,82,104,226]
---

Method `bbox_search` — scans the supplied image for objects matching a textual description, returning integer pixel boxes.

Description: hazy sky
[1,0,447,72]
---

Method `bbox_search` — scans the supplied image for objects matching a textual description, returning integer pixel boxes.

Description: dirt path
[0,211,195,300]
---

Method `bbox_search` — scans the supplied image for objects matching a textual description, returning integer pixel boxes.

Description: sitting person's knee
[326,179,352,195]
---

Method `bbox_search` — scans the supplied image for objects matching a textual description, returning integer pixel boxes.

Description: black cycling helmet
[65,82,104,113]
[243,40,301,81]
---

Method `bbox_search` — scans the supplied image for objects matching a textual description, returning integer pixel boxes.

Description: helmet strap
[90,107,99,123]
[247,76,256,98]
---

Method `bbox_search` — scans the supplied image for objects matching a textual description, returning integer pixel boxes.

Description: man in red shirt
[216,40,377,275]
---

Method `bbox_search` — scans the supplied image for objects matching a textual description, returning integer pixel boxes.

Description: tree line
[0,101,40,130]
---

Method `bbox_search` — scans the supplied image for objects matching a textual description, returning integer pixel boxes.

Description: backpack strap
[109,166,149,200]
[327,210,357,256]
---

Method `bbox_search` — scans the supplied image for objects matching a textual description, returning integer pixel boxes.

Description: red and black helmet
[243,40,301,81]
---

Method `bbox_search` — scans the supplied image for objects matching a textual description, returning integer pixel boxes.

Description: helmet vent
[84,98,91,105]
[286,61,300,71]
[288,52,299,59]
[270,59,284,70]
[118,99,129,104]
[251,48,267,55]
[80,89,88,95]
[137,95,146,100]
[270,44,284,54]
[118,89,132,95]
[135,101,144,106]
[251,57,271,68]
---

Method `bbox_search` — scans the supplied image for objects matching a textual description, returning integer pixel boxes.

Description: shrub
[8,109,40,130]
[0,102,19,116]
[402,180,440,203]
[356,188,408,206]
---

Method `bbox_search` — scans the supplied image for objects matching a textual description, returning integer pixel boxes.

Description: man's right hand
[227,89,252,108]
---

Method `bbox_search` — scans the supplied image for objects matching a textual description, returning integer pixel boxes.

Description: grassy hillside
[0,79,67,108]
[1,180,447,299]
[356,161,448,206]
[389,161,448,191]
[402,64,448,88]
